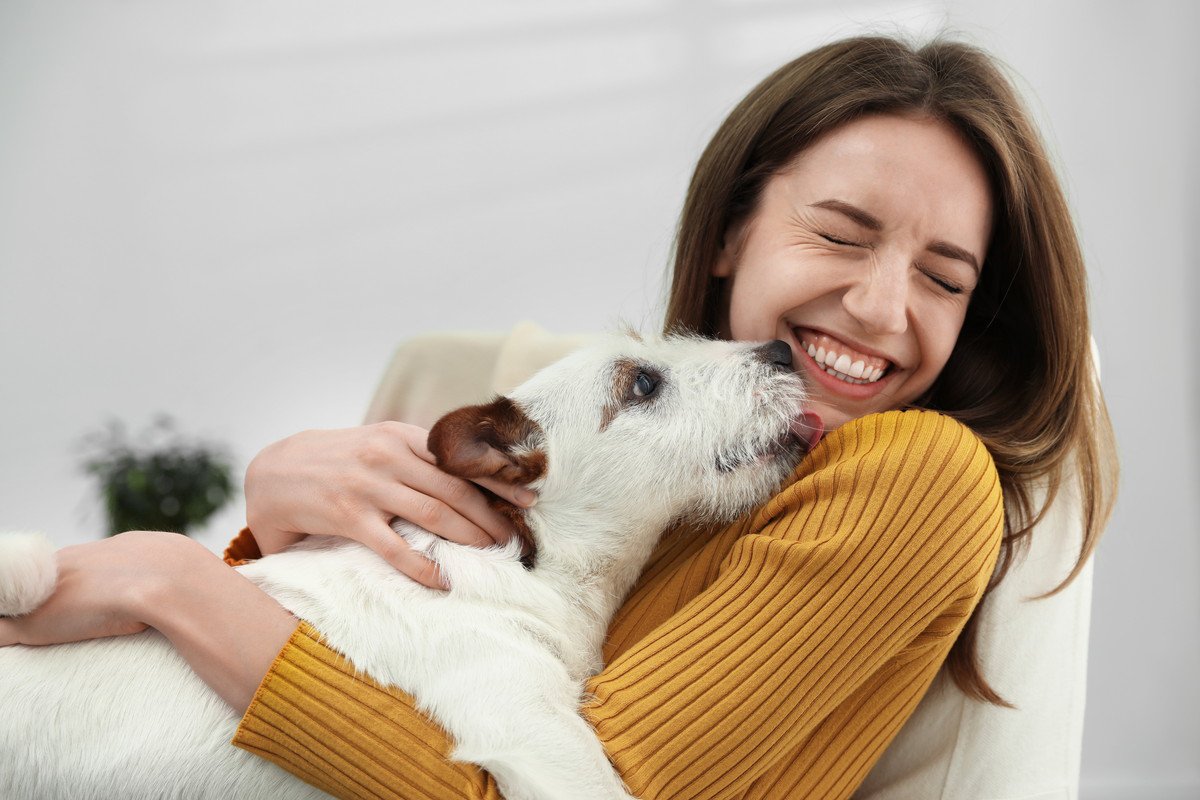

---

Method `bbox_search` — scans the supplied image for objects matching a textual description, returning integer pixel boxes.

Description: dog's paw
[0,532,58,616]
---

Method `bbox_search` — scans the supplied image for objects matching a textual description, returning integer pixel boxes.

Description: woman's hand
[0,531,299,714]
[244,422,535,589]
[0,531,198,647]
[0,532,180,652]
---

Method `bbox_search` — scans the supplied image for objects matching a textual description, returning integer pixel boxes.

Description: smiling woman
[667,35,1118,711]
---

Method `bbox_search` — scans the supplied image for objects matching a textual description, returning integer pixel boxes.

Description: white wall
[1,1,1195,796]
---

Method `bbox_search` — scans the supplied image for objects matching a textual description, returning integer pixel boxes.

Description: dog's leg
[428,659,634,800]
[467,706,637,800]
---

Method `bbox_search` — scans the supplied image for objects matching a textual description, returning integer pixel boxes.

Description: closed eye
[818,232,867,248]
[924,271,965,295]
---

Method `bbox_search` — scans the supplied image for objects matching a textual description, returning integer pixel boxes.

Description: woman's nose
[842,259,909,336]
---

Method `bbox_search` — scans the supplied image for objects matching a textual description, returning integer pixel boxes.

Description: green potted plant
[81,416,236,537]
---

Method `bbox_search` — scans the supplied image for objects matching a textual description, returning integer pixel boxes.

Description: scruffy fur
[0,334,809,800]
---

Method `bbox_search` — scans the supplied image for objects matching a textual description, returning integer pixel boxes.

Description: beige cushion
[364,321,597,427]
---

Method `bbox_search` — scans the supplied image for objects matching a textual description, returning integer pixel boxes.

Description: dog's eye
[632,371,658,398]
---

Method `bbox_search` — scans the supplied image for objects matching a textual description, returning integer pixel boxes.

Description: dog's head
[427,334,818,568]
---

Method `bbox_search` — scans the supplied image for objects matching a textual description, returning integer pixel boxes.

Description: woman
[0,35,1116,799]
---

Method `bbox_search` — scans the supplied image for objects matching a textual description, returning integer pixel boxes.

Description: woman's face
[715,113,993,433]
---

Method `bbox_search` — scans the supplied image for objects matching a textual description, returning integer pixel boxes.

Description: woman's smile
[787,326,899,401]
[792,327,894,382]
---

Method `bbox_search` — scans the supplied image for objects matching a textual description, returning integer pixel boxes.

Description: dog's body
[0,335,812,800]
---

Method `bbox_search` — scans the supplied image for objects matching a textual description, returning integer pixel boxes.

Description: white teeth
[798,333,891,385]
[825,367,869,385]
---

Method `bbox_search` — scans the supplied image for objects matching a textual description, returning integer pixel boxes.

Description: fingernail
[515,488,538,507]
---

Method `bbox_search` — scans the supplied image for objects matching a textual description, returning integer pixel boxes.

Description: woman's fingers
[380,430,519,545]
[400,426,440,465]
[471,476,538,509]
[353,517,448,590]
[374,482,499,549]
[396,419,538,518]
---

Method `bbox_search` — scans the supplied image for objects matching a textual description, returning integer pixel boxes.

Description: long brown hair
[664,35,1118,706]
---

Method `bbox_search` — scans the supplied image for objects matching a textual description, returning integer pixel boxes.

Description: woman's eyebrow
[811,199,882,231]
[927,240,980,275]
[811,198,980,275]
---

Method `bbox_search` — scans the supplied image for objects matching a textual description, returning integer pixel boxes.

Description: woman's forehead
[774,114,994,255]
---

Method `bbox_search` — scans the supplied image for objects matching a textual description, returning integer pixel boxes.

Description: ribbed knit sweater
[224,409,1004,800]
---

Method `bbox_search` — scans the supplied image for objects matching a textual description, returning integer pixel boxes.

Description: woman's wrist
[246,525,304,557]
[119,534,206,624]
[136,534,300,714]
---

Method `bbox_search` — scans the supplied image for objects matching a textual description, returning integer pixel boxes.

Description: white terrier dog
[0,334,816,800]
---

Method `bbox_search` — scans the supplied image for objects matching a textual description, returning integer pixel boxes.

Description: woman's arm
[229,410,1006,800]
[142,543,299,713]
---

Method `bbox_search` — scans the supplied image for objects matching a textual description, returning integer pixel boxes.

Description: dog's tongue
[791,411,824,452]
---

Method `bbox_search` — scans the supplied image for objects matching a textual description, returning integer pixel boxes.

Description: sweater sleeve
[580,410,1004,798]
[231,410,1004,800]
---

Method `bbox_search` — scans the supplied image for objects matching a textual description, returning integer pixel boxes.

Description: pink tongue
[790,411,825,451]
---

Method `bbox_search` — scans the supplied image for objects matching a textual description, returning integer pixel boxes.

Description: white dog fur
[0,532,57,616]
[0,334,811,800]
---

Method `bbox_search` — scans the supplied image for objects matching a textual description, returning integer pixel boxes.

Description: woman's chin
[808,402,853,434]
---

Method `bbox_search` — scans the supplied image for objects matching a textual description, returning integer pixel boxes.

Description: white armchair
[854,476,1092,800]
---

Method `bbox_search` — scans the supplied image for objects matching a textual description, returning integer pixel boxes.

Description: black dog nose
[755,340,793,368]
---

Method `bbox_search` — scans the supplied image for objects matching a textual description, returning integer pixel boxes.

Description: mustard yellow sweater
[224,410,1004,800]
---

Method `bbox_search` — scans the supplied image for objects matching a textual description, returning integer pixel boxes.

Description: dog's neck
[521,505,675,667]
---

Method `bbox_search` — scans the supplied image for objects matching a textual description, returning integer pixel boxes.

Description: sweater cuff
[233,621,500,800]
[223,527,262,567]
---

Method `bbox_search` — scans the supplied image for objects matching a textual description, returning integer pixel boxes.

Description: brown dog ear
[428,397,547,485]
